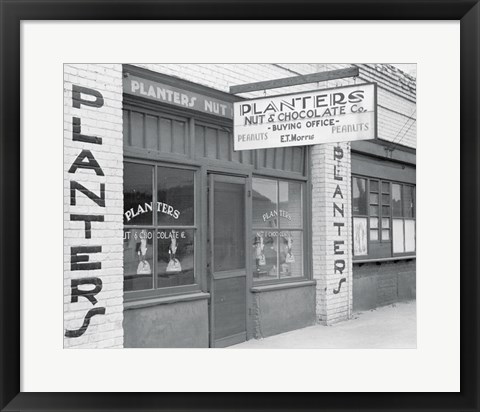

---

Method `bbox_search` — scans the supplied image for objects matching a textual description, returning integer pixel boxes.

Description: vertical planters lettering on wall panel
[64,64,124,348]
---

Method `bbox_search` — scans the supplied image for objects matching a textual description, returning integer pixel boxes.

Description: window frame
[123,158,202,302]
[251,174,309,285]
[123,86,311,300]
[352,174,416,261]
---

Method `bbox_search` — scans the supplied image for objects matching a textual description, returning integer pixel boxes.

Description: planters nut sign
[234,83,377,150]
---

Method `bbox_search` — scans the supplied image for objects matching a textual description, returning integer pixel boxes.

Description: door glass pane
[157,229,195,288]
[392,184,402,217]
[352,177,367,215]
[253,231,278,280]
[370,217,378,229]
[279,181,302,228]
[252,178,278,228]
[157,166,194,225]
[370,229,378,241]
[123,228,154,291]
[124,163,153,225]
[279,231,303,278]
[382,229,390,240]
[214,181,245,272]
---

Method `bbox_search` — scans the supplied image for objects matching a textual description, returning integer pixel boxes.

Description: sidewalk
[232,300,416,349]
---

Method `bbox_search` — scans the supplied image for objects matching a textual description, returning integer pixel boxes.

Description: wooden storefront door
[208,174,248,348]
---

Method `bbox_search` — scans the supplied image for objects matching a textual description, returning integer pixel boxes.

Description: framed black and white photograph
[0,1,478,411]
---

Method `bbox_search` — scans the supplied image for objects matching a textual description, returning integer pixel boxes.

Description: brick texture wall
[311,142,353,324]
[64,64,124,348]
[352,259,416,311]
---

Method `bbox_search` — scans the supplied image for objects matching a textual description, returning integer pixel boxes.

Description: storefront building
[64,63,416,348]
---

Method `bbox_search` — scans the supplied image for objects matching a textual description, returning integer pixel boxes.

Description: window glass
[403,185,414,218]
[370,180,379,192]
[252,178,278,228]
[279,181,302,229]
[370,217,379,229]
[353,217,368,256]
[214,181,245,272]
[370,229,379,241]
[157,167,194,225]
[392,184,402,217]
[405,219,416,252]
[124,163,153,225]
[352,177,367,215]
[123,228,154,291]
[392,218,405,253]
[157,229,195,288]
[370,193,379,204]
[279,231,303,278]
[382,182,390,193]
[252,231,278,280]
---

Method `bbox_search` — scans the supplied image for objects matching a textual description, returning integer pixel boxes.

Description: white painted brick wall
[311,142,353,324]
[64,63,124,348]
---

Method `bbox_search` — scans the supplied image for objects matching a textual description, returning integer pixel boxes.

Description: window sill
[353,255,416,264]
[124,291,210,310]
[251,279,316,293]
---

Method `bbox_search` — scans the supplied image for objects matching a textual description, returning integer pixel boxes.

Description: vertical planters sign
[234,83,376,150]
[64,64,124,349]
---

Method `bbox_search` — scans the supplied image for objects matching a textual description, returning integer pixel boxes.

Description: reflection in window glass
[123,228,154,291]
[252,178,278,228]
[352,178,367,215]
[392,184,402,217]
[279,231,303,278]
[252,231,278,280]
[279,181,302,229]
[157,167,194,225]
[157,229,195,288]
[124,163,153,225]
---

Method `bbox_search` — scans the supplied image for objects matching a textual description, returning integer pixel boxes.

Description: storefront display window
[252,177,304,281]
[123,161,196,294]
[352,176,415,259]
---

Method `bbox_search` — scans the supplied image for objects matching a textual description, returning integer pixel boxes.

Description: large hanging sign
[233,83,377,150]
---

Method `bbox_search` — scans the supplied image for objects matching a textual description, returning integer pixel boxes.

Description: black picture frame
[0,1,478,411]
